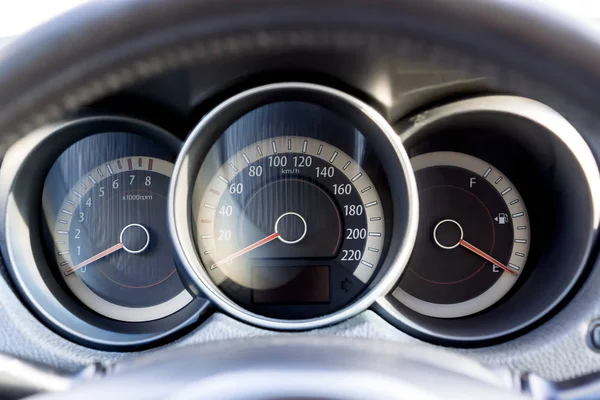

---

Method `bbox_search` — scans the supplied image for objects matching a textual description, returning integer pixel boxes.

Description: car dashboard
[1,5,600,395]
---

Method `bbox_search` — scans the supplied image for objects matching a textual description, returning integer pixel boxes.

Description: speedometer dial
[169,83,418,328]
[194,136,385,319]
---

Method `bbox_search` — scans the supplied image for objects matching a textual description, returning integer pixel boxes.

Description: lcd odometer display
[251,266,330,304]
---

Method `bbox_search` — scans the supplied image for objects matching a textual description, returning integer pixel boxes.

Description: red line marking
[209,188,220,195]
[127,158,133,170]
[148,159,153,171]
[200,219,212,223]
[117,160,123,169]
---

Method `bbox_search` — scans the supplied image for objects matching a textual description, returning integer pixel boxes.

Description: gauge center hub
[120,223,150,254]
[275,212,308,244]
[433,219,463,250]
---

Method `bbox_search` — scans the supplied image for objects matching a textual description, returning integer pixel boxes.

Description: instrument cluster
[1,85,598,349]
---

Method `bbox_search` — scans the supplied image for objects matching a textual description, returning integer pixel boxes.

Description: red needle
[459,239,516,275]
[211,232,280,270]
[64,242,124,276]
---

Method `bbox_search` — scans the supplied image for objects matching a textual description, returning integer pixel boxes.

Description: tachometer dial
[393,152,530,318]
[194,136,385,319]
[50,156,191,322]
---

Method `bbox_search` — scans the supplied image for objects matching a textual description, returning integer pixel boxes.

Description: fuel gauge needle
[64,243,124,276]
[459,239,517,275]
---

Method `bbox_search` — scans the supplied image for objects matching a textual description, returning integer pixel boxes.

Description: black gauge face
[393,152,530,318]
[43,133,191,322]
[194,136,386,319]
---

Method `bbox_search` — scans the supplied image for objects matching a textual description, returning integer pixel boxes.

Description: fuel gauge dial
[393,152,530,318]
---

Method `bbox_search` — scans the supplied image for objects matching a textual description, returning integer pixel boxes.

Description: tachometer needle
[64,242,124,276]
[211,232,280,270]
[458,239,517,275]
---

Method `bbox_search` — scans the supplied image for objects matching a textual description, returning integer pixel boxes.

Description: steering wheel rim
[31,337,525,400]
[0,0,599,155]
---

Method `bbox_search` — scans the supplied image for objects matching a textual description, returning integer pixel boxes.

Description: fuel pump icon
[495,213,509,225]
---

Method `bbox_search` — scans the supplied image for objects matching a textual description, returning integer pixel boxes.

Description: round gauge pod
[0,116,207,349]
[169,83,419,330]
[378,96,600,344]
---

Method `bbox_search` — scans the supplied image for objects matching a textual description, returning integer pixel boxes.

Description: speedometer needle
[458,239,516,275]
[64,243,124,276]
[210,232,280,270]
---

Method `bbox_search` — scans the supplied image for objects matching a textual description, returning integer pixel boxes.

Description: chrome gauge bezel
[376,96,600,344]
[0,116,208,349]
[169,83,419,330]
